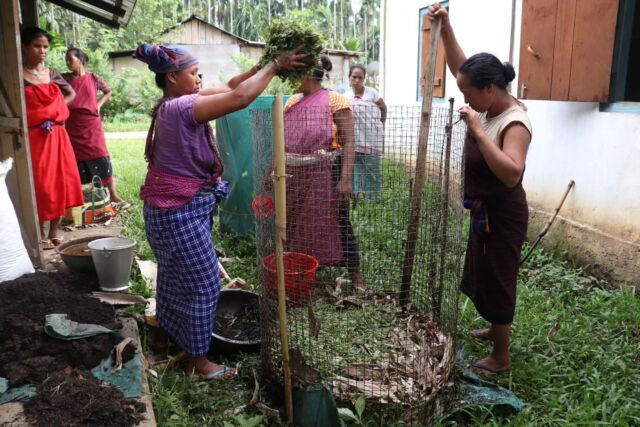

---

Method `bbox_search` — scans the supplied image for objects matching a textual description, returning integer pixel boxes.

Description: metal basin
[212,289,261,354]
[55,236,110,273]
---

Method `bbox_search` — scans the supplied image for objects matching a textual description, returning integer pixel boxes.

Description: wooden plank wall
[0,0,43,266]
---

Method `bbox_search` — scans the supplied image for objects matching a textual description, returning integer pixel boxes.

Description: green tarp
[216,96,289,236]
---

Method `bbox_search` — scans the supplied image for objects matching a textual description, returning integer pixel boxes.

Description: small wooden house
[109,15,362,90]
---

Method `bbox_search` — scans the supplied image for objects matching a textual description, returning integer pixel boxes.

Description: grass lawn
[109,138,640,426]
[103,120,151,133]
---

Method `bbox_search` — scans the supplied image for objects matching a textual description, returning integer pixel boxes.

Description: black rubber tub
[211,289,261,354]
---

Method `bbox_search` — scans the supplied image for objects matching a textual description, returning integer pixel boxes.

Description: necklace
[24,67,46,78]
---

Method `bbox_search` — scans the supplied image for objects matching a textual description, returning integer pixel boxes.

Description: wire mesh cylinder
[252,102,466,421]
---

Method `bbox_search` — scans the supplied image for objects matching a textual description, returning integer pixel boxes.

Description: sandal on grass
[41,239,55,250]
[112,201,131,211]
[198,366,236,382]
[471,360,511,375]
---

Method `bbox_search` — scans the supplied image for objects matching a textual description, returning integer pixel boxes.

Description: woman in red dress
[63,48,127,207]
[21,27,84,250]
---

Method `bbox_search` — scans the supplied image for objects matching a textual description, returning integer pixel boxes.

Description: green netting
[216,96,290,235]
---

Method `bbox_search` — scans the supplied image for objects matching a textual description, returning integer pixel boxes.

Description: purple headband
[133,44,198,74]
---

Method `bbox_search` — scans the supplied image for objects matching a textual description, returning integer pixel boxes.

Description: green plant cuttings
[259,18,325,86]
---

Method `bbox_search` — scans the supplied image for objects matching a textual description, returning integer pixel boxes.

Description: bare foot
[472,355,511,374]
[470,328,493,342]
[350,273,366,292]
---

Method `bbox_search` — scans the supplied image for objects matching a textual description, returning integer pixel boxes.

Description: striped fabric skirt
[144,190,221,356]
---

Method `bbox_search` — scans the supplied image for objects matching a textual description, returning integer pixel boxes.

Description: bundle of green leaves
[259,18,325,86]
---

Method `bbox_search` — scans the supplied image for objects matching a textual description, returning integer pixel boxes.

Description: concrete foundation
[528,206,640,287]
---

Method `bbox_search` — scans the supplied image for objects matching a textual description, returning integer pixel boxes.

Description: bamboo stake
[434,98,455,323]
[272,93,294,424]
[400,17,442,307]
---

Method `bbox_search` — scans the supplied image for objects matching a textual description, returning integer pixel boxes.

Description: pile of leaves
[332,314,455,406]
[259,18,325,86]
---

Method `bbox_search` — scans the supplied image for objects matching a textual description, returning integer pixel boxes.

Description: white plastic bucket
[88,237,136,292]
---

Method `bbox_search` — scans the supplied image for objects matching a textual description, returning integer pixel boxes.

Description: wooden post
[272,93,294,424]
[19,0,38,27]
[399,17,442,307]
[0,0,43,267]
[433,98,455,322]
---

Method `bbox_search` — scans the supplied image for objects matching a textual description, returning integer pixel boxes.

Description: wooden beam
[0,116,21,130]
[19,0,37,27]
[81,0,126,17]
[47,0,122,28]
[1,0,43,266]
[0,79,17,118]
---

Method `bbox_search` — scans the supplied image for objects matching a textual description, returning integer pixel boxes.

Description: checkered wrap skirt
[144,190,221,356]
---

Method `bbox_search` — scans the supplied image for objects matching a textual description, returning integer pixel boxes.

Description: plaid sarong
[144,189,221,356]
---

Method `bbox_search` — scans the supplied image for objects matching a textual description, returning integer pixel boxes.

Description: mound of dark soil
[24,370,145,427]
[0,273,117,387]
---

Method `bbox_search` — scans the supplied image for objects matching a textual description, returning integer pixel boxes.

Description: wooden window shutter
[420,14,446,98]
[518,0,620,102]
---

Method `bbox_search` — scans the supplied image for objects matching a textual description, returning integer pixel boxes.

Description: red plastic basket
[262,252,319,303]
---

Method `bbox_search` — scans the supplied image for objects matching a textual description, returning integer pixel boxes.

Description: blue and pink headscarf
[133,44,198,73]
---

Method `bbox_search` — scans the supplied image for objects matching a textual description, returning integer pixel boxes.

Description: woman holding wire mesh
[428,4,532,374]
[284,55,366,291]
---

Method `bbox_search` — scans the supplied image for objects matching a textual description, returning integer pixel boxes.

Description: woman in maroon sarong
[284,55,365,289]
[428,5,532,374]
[63,48,127,207]
[21,27,84,250]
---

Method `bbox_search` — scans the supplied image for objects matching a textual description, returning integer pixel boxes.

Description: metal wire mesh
[253,101,466,420]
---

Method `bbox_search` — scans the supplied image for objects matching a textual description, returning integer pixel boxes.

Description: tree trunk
[364,12,368,62]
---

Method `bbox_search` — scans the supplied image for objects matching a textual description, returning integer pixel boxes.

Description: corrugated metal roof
[47,0,137,28]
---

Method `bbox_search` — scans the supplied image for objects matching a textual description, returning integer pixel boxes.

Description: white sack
[0,158,35,282]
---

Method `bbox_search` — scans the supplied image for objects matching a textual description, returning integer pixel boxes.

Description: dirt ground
[0,272,146,426]
[24,370,145,427]
[42,220,123,272]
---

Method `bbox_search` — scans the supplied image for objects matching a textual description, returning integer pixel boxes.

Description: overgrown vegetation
[109,138,640,426]
[39,0,381,63]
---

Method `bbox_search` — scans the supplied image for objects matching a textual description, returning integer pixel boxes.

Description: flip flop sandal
[199,366,236,381]
[50,237,64,246]
[112,201,131,211]
[41,239,55,250]
[471,361,511,375]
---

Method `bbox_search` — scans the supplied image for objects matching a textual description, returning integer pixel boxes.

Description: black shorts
[77,157,113,185]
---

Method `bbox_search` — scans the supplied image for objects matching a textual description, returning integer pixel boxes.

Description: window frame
[608,0,637,103]
[416,2,448,103]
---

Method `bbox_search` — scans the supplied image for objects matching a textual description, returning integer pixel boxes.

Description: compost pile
[259,18,324,85]
[332,310,455,406]
[24,370,145,427]
[215,303,260,342]
[0,272,144,425]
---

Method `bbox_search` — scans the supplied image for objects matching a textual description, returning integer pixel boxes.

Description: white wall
[383,0,640,243]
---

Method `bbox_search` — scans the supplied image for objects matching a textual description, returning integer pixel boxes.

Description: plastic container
[88,237,136,292]
[262,252,319,303]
